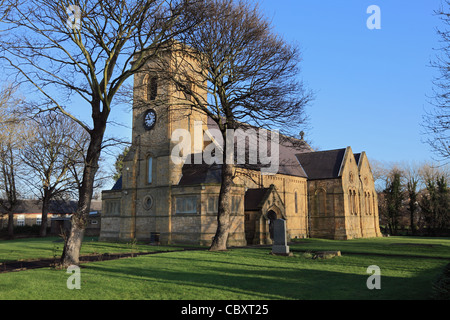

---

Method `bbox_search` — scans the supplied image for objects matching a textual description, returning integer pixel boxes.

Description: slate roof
[354,153,361,165]
[177,118,312,185]
[0,199,102,214]
[178,158,222,185]
[295,148,346,180]
[111,117,358,188]
[111,177,122,190]
[0,200,77,215]
[244,188,270,211]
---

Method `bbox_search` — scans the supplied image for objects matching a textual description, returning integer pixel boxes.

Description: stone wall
[234,169,309,240]
[307,179,345,239]
[306,148,382,240]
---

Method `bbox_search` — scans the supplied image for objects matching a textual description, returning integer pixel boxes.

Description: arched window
[352,190,357,215]
[372,192,376,216]
[357,191,362,215]
[349,189,358,215]
[147,157,153,184]
[365,192,370,215]
[147,76,157,101]
[184,80,193,101]
[364,192,367,215]
[349,189,354,215]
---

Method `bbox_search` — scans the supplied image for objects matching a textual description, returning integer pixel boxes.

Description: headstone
[272,219,290,255]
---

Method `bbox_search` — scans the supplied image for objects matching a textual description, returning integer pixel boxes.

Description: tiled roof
[111,176,122,190]
[295,148,346,180]
[178,118,312,185]
[0,199,101,214]
[244,188,270,211]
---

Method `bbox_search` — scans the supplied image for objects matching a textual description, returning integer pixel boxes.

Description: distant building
[0,200,102,236]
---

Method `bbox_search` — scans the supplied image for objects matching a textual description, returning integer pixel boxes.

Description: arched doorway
[244,186,286,245]
[267,210,277,240]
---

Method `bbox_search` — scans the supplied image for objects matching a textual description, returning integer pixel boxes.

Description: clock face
[143,109,156,130]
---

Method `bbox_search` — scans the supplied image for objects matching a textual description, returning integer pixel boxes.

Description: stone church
[100,48,382,246]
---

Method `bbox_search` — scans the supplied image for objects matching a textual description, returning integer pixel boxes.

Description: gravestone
[271,219,290,256]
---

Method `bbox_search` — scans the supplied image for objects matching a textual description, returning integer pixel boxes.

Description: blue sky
[104,0,443,167]
[3,0,442,179]
[252,0,443,165]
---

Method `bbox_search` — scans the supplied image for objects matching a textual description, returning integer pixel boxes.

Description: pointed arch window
[349,189,354,215]
[348,189,358,215]
[147,76,158,101]
[365,192,371,215]
[184,81,193,101]
[147,157,153,184]
[372,192,376,216]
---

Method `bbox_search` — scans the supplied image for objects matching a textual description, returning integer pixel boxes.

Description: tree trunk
[61,213,86,266]
[7,211,14,239]
[60,126,104,267]
[210,163,234,251]
[40,194,49,237]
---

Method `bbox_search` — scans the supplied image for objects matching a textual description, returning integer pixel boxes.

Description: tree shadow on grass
[83,252,445,300]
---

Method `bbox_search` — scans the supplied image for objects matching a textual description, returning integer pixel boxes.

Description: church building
[100,48,381,246]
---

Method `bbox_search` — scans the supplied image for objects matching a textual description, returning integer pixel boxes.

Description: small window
[143,195,153,211]
[356,191,361,215]
[106,201,121,215]
[372,192,376,216]
[148,77,157,101]
[147,157,153,184]
[17,215,25,227]
[36,215,42,226]
[294,191,298,213]
[366,192,370,215]
[231,196,241,214]
[348,189,355,214]
[208,196,219,213]
[184,81,192,101]
[176,197,197,214]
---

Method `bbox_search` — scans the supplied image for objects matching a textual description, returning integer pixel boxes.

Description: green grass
[0,236,449,300]
[290,236,450,259]
[0,237,181,262]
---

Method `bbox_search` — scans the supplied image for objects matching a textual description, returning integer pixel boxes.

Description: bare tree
[0,84,26,238]
[419,174,449,235]
[20,112,89,237]
[1,0,200,266]
[404,163,421,235]
[161,0,313,250]
[383,168,404,235]
[370,159,392,193]
[375,160,449,235]
[0,0,16,22]
[424,1,450,162]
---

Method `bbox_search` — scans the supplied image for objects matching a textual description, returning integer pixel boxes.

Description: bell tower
[117,43,207,242]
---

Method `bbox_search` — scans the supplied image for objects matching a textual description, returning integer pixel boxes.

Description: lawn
[0,236,448,300]
[0,236,181,263]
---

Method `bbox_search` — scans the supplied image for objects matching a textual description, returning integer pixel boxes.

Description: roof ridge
[295,147,347,156]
